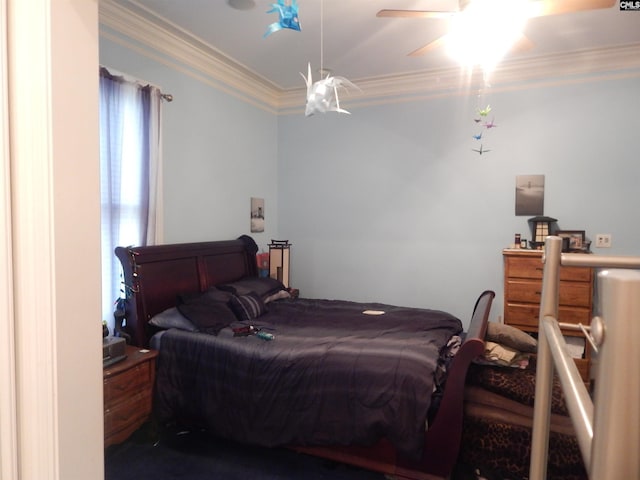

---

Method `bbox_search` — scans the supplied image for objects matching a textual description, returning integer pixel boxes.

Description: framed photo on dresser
[556,230,585,251]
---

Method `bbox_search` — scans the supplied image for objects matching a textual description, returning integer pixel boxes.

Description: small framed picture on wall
[250,197,264,233]
[515,175,545,216]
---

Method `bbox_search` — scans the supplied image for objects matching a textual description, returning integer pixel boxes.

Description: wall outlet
[595,234,612,248]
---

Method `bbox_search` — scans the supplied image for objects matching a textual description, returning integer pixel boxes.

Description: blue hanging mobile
[264,0,301,37]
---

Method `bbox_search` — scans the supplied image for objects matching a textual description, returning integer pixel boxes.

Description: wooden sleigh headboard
[115,238,257,347]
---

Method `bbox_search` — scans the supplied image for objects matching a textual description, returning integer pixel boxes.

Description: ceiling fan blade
[531,0,616,17]
[377,9,454,19]
[510,34,535,54]
[408,33,534,58]
[408,35,449,57]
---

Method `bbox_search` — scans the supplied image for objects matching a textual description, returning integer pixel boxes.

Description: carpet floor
[104,424,388,480]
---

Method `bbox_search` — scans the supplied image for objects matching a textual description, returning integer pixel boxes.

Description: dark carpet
[104,424,387,480]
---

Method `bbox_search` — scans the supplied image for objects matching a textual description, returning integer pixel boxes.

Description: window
[99,67,163,331]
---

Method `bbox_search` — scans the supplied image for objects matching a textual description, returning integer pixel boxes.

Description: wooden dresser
[103,345,158,447]
[503,249,593,382]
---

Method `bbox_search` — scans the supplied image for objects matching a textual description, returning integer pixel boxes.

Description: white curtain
[99,67,163,331]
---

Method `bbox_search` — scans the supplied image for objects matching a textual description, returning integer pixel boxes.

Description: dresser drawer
[505,256,591,282]
[506,279,592,308]
[104,361,151,410]
[559,266,592,282]
[104,391,152,440]
[506,256,545,279]
[503,249,593,385]
[574,358,589,382]
[505,303,592,329]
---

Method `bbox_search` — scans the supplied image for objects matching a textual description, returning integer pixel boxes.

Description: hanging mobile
[264,0,301,38]
[301,0,359,116]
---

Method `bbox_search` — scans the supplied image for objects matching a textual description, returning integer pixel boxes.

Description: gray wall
[100,35,640,328]
[278,75,640,324]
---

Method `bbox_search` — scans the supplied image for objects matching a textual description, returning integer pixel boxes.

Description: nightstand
[103,345,158,447]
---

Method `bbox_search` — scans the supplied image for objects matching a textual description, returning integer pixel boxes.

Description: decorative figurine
[472,144,491,155]
[483,117,498,129]
[478,104,491,116]
[264,0,301,37]
[300,63,358,116]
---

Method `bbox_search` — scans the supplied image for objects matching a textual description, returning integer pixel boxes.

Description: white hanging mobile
[301,0,358,116]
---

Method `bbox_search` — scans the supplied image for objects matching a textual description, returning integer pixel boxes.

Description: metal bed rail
[529,236,640,479]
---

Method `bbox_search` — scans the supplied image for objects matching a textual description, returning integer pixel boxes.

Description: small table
[103,345,158,447]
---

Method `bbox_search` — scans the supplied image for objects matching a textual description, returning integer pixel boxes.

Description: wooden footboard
[294,290,494,480]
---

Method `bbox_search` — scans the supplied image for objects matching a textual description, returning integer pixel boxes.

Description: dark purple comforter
[153,298,462,459]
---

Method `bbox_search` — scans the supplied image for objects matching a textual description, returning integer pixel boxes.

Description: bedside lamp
[528,216,557,249]
[269,240,291,288]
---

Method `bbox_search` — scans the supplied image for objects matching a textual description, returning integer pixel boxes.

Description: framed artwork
[556,230,585,251]
[250,197,264,233]
[515,175,545,216]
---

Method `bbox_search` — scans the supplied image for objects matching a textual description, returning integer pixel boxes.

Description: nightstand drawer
[104,362,150,410]
[103,346,158,447]
[104,391,152,441]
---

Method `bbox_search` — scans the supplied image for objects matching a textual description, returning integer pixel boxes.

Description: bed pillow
[263,289,291,304]
[229,292,266,321]
[178,287,233,305]
[149,307,198,332]
[218,277,286,300]
[177,290,237,335]
[486,322,537,353]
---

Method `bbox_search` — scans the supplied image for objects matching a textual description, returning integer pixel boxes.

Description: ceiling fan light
[446,0,530,70]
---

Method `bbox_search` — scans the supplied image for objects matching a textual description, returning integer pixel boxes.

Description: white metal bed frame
[530,236,640,479]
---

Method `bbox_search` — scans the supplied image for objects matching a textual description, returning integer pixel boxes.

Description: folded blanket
[466,357,569,416]
[459,358,587,480]
[464,386,575,436]
[474,341,530,369]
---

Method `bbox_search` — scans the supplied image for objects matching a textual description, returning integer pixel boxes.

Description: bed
[115,237,495,480]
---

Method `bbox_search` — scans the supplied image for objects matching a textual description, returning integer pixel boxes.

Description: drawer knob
[591,316,606,348]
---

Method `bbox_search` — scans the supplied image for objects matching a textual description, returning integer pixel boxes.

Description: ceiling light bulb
[446,0,530,71]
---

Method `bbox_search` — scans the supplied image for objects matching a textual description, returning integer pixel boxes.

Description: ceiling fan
[377,0,616,57]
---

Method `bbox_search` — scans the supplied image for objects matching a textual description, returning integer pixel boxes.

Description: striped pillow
[229,292,266,321]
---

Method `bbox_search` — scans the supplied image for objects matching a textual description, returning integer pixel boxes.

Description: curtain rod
[100,65,174,102]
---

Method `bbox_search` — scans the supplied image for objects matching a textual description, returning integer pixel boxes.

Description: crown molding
[278,42,640,113]
[99,0,640,115]
[99,0,281,113]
